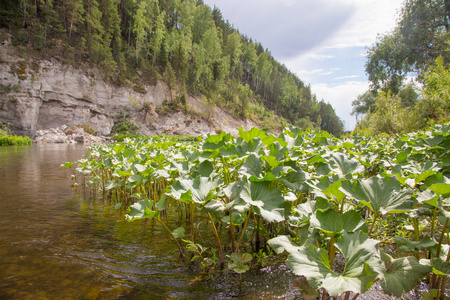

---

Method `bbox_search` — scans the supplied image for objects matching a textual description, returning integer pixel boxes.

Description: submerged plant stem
[207,212,224,267]
[156,218,183,257]
[236,208,253,253]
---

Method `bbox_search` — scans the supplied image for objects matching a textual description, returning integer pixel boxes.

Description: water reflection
[0,145,300,299]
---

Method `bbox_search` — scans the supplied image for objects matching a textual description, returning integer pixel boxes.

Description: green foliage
[366,0,450,93]
[75,124,96,135]
[420,56,450,123]
[359,0,450,137]
[0,122,32,146]
[354,91,417,136]
[286,232,380,297]
[112,118,138,135]
[70,124,450,298]
[228,253,252,274]
[355,56,450,135]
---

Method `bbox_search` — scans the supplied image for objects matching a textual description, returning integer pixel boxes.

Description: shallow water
[0,144,301,299]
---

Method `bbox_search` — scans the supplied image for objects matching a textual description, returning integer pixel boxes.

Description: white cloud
[325,0,403,49]
[333,75,360,81]
[304,53,336,60]
[312,81,368,130]
[295,68,338,81]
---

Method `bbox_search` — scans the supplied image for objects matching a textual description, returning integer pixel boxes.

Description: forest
[0,0,344,136]
[354,0,450,136]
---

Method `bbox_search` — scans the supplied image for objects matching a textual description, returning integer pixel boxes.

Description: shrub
[113,119,138,135]
[0,135,33,146]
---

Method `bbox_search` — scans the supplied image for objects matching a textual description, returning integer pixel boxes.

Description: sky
[202,0,404,131]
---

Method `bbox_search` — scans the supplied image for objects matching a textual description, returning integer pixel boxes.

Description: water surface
[0,144,300,299]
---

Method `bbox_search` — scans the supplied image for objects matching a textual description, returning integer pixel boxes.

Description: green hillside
[0,0,344,136]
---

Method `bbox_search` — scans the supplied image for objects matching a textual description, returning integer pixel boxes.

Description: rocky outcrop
[35,126,109,144]
[0,33,256,139]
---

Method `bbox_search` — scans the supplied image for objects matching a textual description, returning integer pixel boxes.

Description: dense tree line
[0,0,344,136]
[353,0,450,135]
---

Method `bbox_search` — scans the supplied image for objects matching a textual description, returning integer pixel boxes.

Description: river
[0,144,300,299]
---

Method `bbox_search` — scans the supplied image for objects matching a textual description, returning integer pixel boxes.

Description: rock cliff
[0,34,256,138]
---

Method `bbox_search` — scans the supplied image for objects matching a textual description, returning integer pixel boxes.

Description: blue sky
[202,0,404,130]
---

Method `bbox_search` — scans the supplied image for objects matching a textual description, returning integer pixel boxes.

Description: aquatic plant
[67,123,450,299]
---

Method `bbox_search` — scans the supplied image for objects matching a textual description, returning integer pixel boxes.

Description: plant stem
[440,276,447,300]
[236,208,253,253]
[413,218,421,260]
[321,289,327,300]
[431,206,438,237]
[156,218,183,257]
[329,235,336,266]
[431,218,448,291]
[351,293,360,300]
[340,196,346,214]
[343,292,351,300]
[190,202,195,242]
[230,212,235,252]
[255,215,261,252]
[436,218,448,259]
[368,213,379,236]
[207,212,224,267]
[413,218,420,241]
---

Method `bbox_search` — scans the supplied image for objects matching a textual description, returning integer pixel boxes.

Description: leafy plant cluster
[0,122,32,146]
[68,125,450,299]
[0,0,344,136]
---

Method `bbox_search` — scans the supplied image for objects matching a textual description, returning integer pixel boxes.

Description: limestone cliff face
[0,39,255,137]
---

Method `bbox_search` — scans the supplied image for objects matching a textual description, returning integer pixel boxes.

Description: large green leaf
[240,180,285,222]
[340,176,413,215]
[328,153,365,178]
[292,277,319,300]
[169,175,222,204]
[126,199,159,220]
[268,228,319,254]
[310,209,366,236]
[408,161,441,185]
[287,199,327,227]
[379,251,431,297]
[268,235,302,254]
[286,232,380,296]
[281,170,311,192]
[240,154,263,178]
[312,175,346,203]
[429,183,450,196]
[430,258,450,276]
[394,236,437,253]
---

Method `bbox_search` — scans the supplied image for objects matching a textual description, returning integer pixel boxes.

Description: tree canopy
[365,0,450,93]
[354,0,450,135]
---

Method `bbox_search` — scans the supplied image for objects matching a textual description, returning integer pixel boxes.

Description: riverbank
[34,125,109,144]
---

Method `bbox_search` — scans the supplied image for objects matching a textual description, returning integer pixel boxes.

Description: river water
[0,144,300,299]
